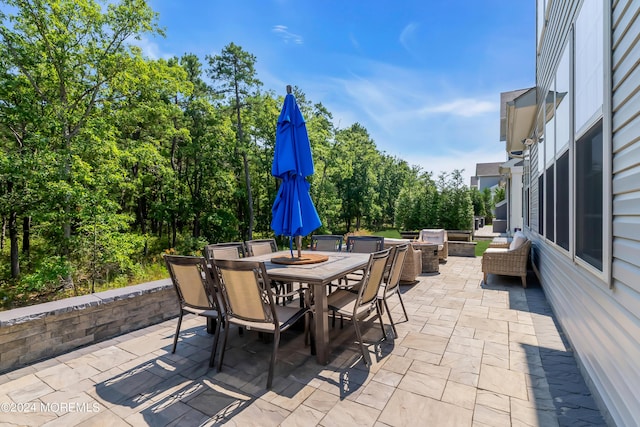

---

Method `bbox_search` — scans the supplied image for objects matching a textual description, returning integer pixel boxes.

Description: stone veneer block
[0,278,177,373]
[448,241,477,257]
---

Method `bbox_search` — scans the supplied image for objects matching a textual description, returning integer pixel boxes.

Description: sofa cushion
[419,229,446,245]
[484,247,509,254]
[384,238,413,246]
[509,231,527,251]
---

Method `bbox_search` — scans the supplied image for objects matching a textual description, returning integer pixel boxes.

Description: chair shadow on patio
[93,311,396,424]
[92,324,261,425]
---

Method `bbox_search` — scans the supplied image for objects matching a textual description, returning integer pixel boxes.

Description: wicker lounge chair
[481,232,531,288]
[383,238,422,283]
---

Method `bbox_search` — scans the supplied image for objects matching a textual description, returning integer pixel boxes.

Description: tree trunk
[242,150,254,240]
[63,127,73,288]
[233,74,254,240]
[22,216,30,258]
[9,210,19,278]
[1,217,5,251]
[171,215,177,248]
[193,212,200,238]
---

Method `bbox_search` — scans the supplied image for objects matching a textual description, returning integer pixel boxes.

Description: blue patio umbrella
[271,86,322,258]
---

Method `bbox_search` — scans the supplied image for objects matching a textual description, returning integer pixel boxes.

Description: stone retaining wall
[0,279,178,373]
[448,241,476,257]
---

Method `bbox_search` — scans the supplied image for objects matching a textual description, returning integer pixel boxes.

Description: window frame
[525,0,611,286]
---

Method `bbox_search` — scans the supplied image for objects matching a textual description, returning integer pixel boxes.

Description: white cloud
[406,148,507,187]
[419,99,498,117]
[259,54,507,183]
[272,25,304,45]
[127,36,174,60]
[349,33,360,49]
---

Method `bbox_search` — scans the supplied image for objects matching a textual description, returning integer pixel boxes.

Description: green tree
[372,155,411,229]
[470,187,487,218]
[206,42,262,240]
[0,0,160,286]
[482,187,493,223]
[334,124,378,231]
[437,170,473,230]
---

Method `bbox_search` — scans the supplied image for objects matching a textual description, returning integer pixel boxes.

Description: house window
[545,165,554,242]
[538,174,544,236]
[576,121,603,270]
[525,188,530,227]
[555,45,570,154]
[556,151,569,250]
[575,0,603,133]
[536,0,545,46]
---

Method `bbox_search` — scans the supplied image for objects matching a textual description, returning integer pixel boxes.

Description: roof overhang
[499,157,523,175]
[505,87,537,157]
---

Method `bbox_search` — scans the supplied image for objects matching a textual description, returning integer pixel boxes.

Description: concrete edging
[0,279,178,373]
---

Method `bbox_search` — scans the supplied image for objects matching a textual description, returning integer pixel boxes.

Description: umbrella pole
[297,235,302,259]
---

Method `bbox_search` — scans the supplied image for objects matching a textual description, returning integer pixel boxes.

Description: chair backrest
[211,259,276,325]
[311,235,343,252]
[203,242,245,262]
[164,255,217,311]
[356,249,391,309]
[246,239,278,257]
[346,236,385,253]
[509,231,527,251]
[418,229,446,244]
[385,243,409,293]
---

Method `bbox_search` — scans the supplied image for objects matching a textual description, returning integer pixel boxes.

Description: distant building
[469,162,502,191]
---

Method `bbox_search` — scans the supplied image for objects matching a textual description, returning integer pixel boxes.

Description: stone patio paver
[0,256,607,426]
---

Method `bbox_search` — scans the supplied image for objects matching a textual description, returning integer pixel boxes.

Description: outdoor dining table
[240,250,370,365]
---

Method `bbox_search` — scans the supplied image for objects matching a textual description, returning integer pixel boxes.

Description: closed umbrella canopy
[271,87,321,255]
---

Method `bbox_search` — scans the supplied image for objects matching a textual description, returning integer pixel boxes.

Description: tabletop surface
[242,250,369,285]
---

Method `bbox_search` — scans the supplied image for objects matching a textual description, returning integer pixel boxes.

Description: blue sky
[140,0,535,185]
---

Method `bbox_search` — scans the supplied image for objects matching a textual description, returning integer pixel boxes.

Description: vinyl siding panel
[611,111,640,152]
[613,190,640,214]
[612,166,640,194]
[529,144,540,232]
[612,57,640,106]
[613,142,640,172]
[534,240,640,425]
[527,1,640,425]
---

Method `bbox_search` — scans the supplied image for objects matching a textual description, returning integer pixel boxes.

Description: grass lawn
[474,239,491,257]
[369,230,492,257]
[373,229,402,239]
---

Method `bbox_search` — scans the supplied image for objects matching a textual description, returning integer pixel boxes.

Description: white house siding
[525,1,640,425]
